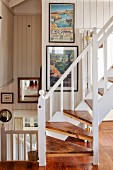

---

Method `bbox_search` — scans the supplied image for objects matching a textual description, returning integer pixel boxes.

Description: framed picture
[46,46,78,91]
[1,93,13,104]
[49,3,75,43]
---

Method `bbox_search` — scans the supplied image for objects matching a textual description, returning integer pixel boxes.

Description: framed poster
[46,46,78,91]
[49,3,75,43]
[1,93,13,104]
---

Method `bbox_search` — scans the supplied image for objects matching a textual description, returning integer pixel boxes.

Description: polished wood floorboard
[0,121,113,170]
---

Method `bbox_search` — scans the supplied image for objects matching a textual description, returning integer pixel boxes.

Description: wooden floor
[0,121,113,170]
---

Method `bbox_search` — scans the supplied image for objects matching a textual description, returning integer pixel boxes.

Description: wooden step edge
[46,152,93,157]
[46,128,93,142]
[63,112,92,127]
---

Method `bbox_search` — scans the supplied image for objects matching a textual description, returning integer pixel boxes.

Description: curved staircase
[38,16,113,166]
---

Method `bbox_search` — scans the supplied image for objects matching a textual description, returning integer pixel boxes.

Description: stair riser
[46,128,93,142]
[64,112,92,127]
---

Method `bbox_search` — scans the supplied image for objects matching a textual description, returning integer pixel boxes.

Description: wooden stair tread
[108,77,113,83]
[46,136,93,156]
[63,110,92,127]
[46,122,93,141]
[85,99,93,110]
[98,88,104,96]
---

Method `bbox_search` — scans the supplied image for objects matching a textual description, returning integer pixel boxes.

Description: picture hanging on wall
[46,46,78,91]
[49,3,75,43]
[1,93,13,104]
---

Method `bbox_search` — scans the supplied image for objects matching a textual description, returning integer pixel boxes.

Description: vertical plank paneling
[76,0,83,29]
[17,16,22,77]
[103,0,110,25]
[26,16,32,77]
[90,0,97,28]
[97,0,104,28]
[31,16,36,77]
[22,16,27,77]
[84,0,90,28]
[17,16,23,110]
[110,0,113,18]
[13,16,18,110]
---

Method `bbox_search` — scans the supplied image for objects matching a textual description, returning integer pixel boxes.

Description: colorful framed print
[49,3,75,43]
[46,46,78,91]
[1,93,13,104]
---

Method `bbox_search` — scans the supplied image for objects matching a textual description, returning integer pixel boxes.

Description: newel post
[38,90,46,166]
[92,27,99,165]
[1,124,6,161]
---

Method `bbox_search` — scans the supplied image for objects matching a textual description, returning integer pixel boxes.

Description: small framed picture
[1,93,13,104]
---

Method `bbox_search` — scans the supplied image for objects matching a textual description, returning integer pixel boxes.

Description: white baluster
[61,81,63,112]
[82,56,86,99]
[92,29,99,165]
[50,93,53,119]
[38,90,46,166]
[104,40,107,93]
[24,134,26,160]
[17,134,19,160]
[71,69,74,110]
[13,134,16,160]
[87,30,91,92]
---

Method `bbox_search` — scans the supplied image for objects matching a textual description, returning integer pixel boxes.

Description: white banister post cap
[39,90,45,96]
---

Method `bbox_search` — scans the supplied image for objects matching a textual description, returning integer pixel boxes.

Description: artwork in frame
[49,3,75,43]
[1,93,13,104]
[46,46,78,92]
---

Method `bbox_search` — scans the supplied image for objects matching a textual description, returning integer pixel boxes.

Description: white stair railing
[1,126,38,161]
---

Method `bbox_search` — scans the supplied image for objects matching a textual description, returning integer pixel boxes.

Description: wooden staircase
[45,110,93,158]
[38,16,113,166]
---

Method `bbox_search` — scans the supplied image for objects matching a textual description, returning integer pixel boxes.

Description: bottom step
[46,136,93,157]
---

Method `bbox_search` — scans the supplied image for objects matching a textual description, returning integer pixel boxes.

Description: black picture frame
[46,45,78,92]
[1,93,13,104]
[49,3,75,43]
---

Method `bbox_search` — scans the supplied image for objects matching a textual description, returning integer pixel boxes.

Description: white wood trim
[71,69,74,110]
[103,40,108,93]
[92,33,99,165]
[50,93,53,119]
[38,96,46,166]
[61,81,63,112]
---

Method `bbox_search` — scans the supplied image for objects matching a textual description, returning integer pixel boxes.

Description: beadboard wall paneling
[13,15,41,110]
[0,1,13,87]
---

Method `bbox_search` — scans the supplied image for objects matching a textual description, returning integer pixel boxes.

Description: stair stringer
[99,84,113,124]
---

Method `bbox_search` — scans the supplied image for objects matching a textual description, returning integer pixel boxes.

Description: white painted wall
[0,0,13,87]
